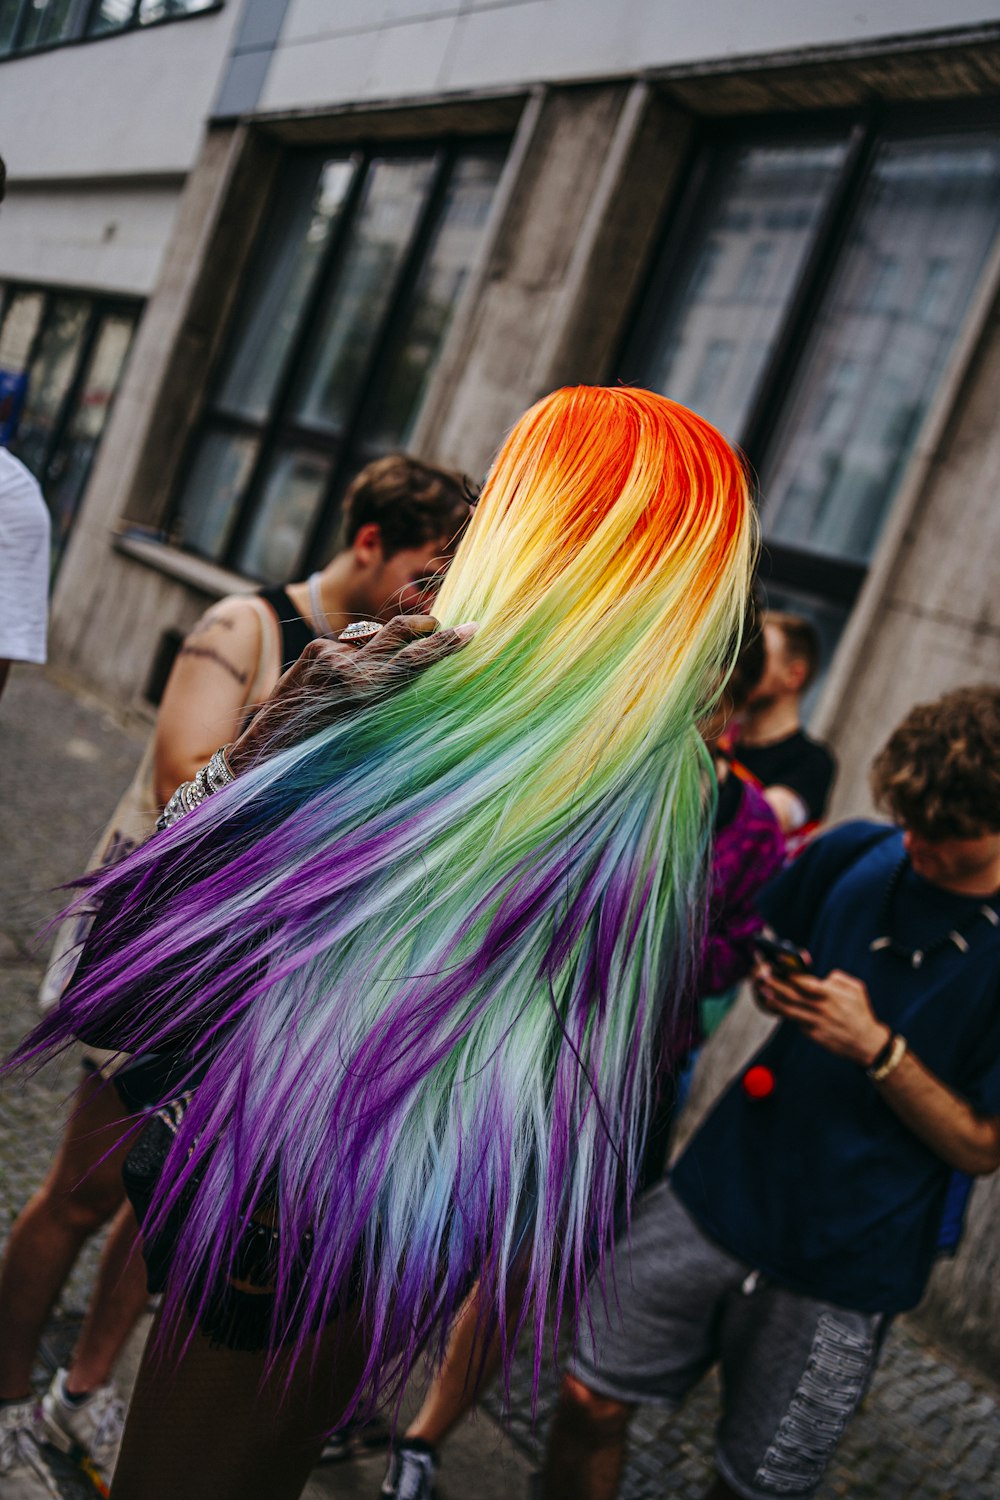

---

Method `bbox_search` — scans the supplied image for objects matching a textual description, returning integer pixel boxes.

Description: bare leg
[405,1271,527,1447]
[111,1302,367,1500]
[65,1203,149,1394]
[0,1071,137,1399]
[538,1373,633,1500]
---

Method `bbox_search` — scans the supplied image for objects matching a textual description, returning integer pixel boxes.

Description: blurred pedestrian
[541,685,1000,1500]
[732,611,836,846]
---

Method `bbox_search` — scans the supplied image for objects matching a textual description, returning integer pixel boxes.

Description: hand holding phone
[753,934,813,978]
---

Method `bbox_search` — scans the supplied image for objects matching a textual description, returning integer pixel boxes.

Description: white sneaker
[39,1367,125,1483]
[0,1398,61,1499]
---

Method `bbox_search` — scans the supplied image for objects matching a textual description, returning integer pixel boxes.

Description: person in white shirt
[0,446,50,701]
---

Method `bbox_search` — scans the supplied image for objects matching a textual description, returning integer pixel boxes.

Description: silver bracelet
[205,746,236,794]
[156,746,236,831]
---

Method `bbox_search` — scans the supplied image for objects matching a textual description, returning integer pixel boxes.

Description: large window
[622,107,1000,640]
[171,141,507,584]
[0,283,140,571]
[0,0,215,58]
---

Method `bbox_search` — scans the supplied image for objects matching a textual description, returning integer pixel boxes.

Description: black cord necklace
[869,855,1000,969]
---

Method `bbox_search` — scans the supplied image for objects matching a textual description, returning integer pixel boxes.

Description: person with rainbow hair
[14,385,755,1500]
[377,617,786,1500]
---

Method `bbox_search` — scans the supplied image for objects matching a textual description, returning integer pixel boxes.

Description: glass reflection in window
[12,298,90,480]
[293,156,436,435]
[217,158,356,423]
[363,151,505,451]
[89,0,214,33]
[46,312,136,568]
[173,431,260,562]
[630,139,849,441]
[0,0,23,52]
[761,135,1000,563]
[232,449,333,583]
[17,0,75,49]
[138,0,214,20]
[87,0,136,34]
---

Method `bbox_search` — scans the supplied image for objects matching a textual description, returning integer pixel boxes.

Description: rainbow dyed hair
[22,387,754,1404]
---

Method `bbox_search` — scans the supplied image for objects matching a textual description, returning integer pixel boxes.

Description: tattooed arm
[152,599,269,807]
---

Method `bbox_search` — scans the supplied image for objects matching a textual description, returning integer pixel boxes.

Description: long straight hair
[22,387,754,1404]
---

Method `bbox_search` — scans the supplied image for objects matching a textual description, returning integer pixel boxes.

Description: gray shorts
[571,1183,882,1500]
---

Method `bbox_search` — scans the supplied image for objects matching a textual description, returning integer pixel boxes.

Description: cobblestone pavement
[2,668,999,1499]
[1,669,146,1303]
[484,1322,1000,1499]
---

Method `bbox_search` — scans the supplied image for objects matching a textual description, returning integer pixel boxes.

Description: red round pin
[742,1065,775,1100]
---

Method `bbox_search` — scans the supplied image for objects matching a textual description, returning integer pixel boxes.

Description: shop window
[622,111,1000,639]
[171,141,506,584]
[0,282,140,571]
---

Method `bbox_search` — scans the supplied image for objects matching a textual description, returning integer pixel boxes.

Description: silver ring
[338,620,382,644]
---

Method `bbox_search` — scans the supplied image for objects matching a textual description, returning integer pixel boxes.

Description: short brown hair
[340,454,473,558]
[870,685,1000,839]
[766,610,822,693]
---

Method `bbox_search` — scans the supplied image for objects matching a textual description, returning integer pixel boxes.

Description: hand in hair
[228,614,476,775]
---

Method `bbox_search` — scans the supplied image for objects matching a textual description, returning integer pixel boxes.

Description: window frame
[616,93,1000,613]
[0,0,221,61]
[170,134,509,581]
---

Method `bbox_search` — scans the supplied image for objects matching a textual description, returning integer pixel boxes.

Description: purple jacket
[663,773,785,1070]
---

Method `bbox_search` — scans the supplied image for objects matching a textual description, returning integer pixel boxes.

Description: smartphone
[753,934,812,977]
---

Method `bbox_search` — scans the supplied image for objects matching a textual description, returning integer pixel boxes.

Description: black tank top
[256,586,317,673]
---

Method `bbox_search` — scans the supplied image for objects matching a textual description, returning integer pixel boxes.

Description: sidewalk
[2,667,999,1499]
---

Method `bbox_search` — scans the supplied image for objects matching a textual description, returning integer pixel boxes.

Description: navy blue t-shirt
[672,820,1000,1314]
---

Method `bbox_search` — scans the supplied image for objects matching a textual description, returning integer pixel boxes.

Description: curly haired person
[543,685,1000,1500]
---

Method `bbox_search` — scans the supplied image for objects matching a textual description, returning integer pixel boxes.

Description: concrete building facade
[2,0,1000,1375]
